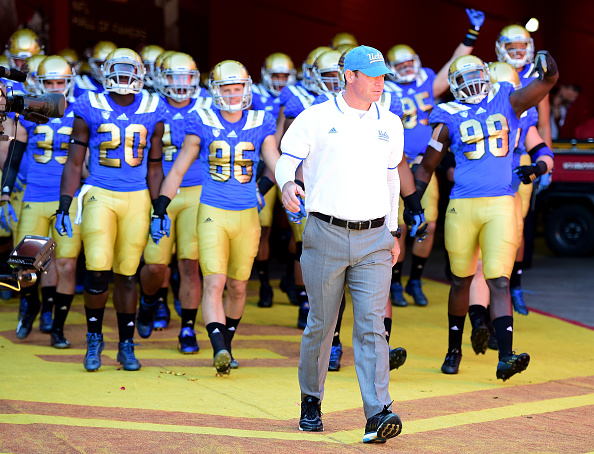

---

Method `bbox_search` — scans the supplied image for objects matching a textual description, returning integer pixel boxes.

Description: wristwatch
[391,228,401,239]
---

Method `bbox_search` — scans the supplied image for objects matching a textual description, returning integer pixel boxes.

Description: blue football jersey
[282,85,317,119]
[19,102,78,202]
[161,97,204,187]
[73,74,104,98]
[251,83,281,118]
[390,68,436,160]
[429,82,519,199]
[185,108,276,210]
[74,90,168,191]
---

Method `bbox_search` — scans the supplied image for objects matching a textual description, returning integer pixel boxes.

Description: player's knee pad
[487,276,509,291]
[84,270,110,295]
[295,241,303,260]
[451,274,472,290]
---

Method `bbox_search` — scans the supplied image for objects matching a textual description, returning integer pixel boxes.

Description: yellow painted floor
[1,278,593,453]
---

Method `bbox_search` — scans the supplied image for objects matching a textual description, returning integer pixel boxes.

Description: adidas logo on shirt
[227,130,237,138]
[117,113,129,121]
[51,118,61,123]
[328,127,338,134]
[172,112,184,120]
[407,88,415,95]
[476,107,486,114]
[88,196,97,202]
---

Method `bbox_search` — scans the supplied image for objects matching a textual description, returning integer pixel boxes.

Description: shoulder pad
[436,101,471,115]
[89,92,113,111]
[242,110,266,130]
[135,91,160,114]
[194,108,224,129]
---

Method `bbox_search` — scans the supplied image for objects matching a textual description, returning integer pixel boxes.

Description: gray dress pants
[298,214,393,419]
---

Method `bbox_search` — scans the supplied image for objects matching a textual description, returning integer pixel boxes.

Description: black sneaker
[470,319,490,355]
[496,352,530,381]
[213,349,231,375]
[441,348,462,374]
[257,282,273,308]
[50,330,71,349]
[39,311,53,333]
[16,310,36,339]
[299,395,323,432]
[363,404,402,443]
[297,301,309,329]
[389,347,407,371]
[136,295,156,339]
[280,274,298,305]
[84,333,104,372]
[117,339,142,371]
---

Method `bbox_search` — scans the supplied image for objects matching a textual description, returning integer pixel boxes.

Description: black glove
[402,192,428,241]
[529,51,558,80]
[514,161,547,184]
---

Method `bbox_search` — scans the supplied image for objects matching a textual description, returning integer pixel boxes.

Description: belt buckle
[347,220,367,230]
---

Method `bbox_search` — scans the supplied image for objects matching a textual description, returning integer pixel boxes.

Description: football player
[385,8,485,308]
[139,44,165,92]
[151,60,280,375]
[251,52,297,308]
[496,24,552,148]
[72,40,116,97]
[4,29,44,71]
[57,48,81,74]
[495,24,553,309]
[468,62,554,354]
[55,48,167,372]
[136,52,203,354]
[1,56,82,348]
[329,32,358,50]
[414,52,558,381]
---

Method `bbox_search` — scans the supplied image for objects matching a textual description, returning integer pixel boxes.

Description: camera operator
[1,56,79,348]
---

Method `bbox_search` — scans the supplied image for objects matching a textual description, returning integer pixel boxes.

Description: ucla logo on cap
[368,52,384,64]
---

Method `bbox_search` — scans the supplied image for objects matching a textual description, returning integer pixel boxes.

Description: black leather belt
[311,212,385,230]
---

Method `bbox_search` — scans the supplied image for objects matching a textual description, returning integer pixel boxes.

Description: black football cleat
[496,352,530,381]
[441,348,462,374]
[363,404,402,443]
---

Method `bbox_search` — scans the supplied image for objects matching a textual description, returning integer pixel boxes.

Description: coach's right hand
[281,181,306,214]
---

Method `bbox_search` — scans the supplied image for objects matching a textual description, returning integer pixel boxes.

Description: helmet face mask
[261,52,296,96]
[22,55,46,95]
[102,48,145,95]
[312,50,342,94]
[157,52,199,102]
[302,46,332,93]
[495,25,534,69]
[448,55,492,104]
[36,55,75,96]
[209,60,252,112]
[387,45,421,83]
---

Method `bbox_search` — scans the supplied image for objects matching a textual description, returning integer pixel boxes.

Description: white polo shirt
[280,92,403,224]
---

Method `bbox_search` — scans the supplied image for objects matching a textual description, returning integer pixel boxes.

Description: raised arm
[433,8,485,97]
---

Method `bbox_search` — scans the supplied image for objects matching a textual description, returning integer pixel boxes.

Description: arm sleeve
[275,154,302,191]
[1,140,27,196]
[386,166,400,231]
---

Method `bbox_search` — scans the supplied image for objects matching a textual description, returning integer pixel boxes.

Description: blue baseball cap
[344,45,393,77]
